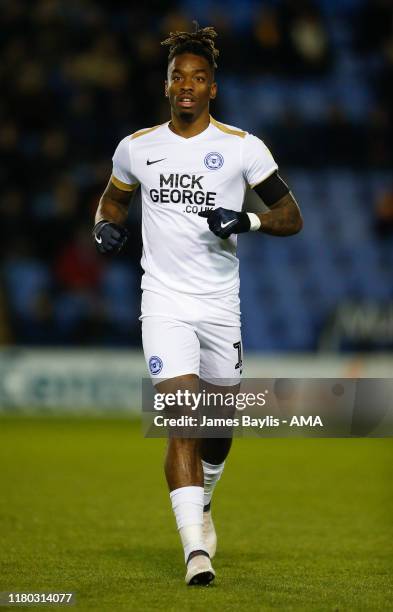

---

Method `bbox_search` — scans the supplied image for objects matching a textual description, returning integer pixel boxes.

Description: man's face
[165,53,217,121]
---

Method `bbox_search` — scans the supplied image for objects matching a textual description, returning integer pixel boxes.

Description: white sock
[202,460,225,508]
[170,486,207,563]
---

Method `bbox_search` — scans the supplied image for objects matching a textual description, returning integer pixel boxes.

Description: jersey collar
[166,117,213,142]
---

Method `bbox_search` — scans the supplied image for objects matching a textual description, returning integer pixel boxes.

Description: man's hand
[92,220,129,254]
[198,207,250,239]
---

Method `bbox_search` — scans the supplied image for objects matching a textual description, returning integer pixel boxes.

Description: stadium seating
[239,170,393,350]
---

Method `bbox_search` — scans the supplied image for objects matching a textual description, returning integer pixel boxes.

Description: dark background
[1,0,392,352]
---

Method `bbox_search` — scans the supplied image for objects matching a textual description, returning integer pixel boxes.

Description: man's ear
[164,81,168,97]
[210,82,217,100]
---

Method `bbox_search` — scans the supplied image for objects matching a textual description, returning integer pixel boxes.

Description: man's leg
[200,382,238,509]
[159,375,202,489]
[142,313,214,583]
[198,381,239,558]
[156,374,215,585]
[200,437,232,466]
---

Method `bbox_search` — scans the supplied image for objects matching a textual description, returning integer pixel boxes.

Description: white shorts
[140,289,242,385]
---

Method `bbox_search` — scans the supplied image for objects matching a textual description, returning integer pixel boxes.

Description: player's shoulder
[210,118,271,156]
[210,116,248,139]
[115,123,165,148]
[129,123,166,141]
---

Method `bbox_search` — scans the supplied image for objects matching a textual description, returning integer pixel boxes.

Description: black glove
[92,220,129,254]
[198,207,250,239]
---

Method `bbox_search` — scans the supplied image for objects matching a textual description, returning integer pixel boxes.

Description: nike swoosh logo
[221,219,237,229]
[146,158,166,165]
[95,235,102,244]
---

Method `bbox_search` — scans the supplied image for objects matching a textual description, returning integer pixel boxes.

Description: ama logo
[204,152,224,170]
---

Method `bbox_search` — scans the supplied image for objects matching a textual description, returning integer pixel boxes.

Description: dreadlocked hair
[161,21,219,70]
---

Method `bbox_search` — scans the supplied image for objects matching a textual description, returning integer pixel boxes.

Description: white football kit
[111,116,277,384]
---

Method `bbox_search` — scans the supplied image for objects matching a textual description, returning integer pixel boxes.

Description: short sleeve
[243,134,278,188]
[111,137,139,192]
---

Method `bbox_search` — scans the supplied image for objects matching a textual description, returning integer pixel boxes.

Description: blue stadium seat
[100,263,140,327]
[4,259,50,317]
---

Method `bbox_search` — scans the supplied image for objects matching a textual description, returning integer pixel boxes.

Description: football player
[93,23,302,585]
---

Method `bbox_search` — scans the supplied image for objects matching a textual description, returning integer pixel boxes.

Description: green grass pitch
[0,417,392,611]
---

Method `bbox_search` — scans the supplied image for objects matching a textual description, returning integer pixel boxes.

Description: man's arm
[95,178,133,225]
[93,179,135,254]
[198,171,303,239]
[253,191,303,237]
[251,171,303,236]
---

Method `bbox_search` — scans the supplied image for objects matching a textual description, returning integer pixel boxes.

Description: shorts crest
[149,355,163,375]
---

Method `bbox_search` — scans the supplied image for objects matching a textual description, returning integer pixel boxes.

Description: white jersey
[111,116,277,297]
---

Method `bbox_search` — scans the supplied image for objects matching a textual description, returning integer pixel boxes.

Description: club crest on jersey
[204,152,224,170]
[149,355,163,375]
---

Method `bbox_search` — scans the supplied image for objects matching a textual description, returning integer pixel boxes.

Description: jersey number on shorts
[233,341,242,370]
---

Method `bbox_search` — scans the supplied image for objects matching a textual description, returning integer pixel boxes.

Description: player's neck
[169,111,210,139]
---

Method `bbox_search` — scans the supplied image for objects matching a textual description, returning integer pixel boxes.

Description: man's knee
[168,437,200,451]
[156,373,199,395]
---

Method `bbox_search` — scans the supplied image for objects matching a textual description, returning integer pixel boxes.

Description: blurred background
[1,0,393,410]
